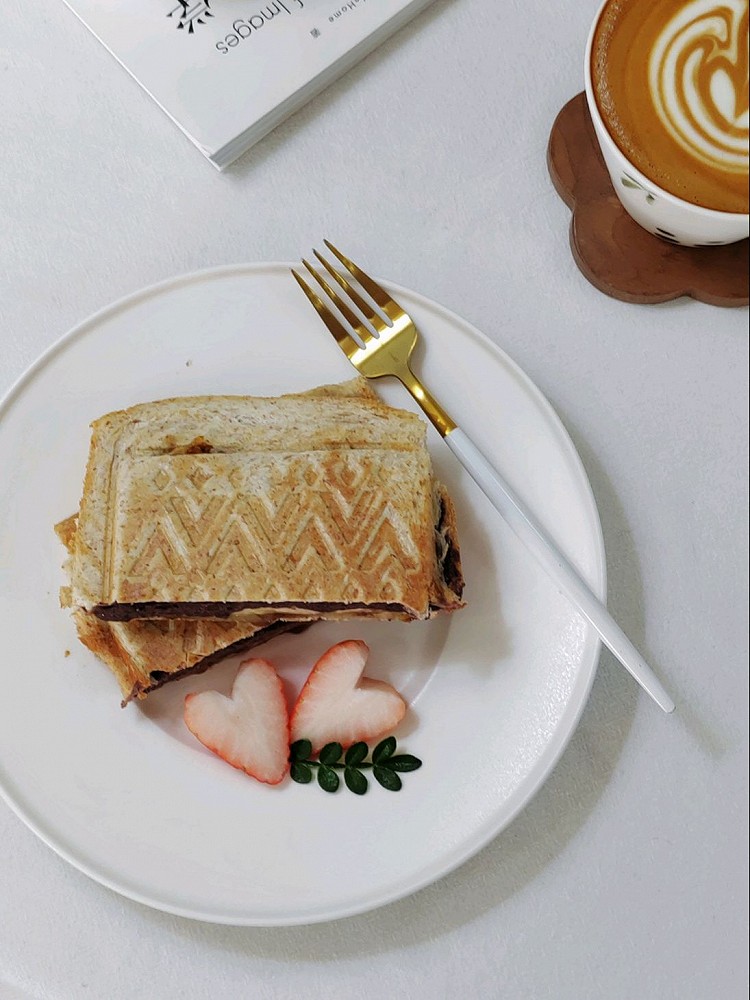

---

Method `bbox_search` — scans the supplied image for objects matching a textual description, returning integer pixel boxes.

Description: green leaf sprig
[289,736,421,795]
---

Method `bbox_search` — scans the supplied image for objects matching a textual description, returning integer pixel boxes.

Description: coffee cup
[585,0,749,247]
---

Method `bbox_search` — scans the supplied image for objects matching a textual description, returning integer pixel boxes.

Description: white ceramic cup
[584,0,750,247]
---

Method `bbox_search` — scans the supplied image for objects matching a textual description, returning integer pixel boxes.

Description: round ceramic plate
[0,264,605,926]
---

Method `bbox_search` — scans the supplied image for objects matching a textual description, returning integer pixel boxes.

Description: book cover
[62,0,436,169]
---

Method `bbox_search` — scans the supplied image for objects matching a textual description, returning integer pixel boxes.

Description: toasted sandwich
[67,379,464,624]
[58,380,464,704]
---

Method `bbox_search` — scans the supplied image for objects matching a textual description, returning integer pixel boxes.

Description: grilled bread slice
[68,380,464,623]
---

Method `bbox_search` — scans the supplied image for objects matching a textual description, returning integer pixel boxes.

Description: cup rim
[584,0,750,223]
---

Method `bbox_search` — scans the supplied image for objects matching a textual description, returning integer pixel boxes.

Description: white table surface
[1,1,748,998]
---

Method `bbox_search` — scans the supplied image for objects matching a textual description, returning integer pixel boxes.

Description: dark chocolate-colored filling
[98,601,406,622]
[123,620,310,707]
[441,544,464,598]
[436,496,465,598]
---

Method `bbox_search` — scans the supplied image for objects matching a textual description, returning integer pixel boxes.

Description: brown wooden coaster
[547,93,749,308]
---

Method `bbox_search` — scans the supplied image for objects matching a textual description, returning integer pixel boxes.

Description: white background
[1,0,748,997]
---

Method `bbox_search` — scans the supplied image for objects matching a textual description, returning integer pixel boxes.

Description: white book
[62,0,435,169]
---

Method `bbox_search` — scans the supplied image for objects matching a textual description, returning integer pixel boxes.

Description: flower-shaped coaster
[547,93,749,308]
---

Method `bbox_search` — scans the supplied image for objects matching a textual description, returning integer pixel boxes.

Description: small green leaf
[372,736,397,764]
[317,765,340,793]
[373,766,402,791]
[290,761,313,784]
[290,739,312,762]
[387,754,422,773]
[344,767,368,795]
[319,742,343,766]
[345,741,369,767]
[291,734,421,795]
[621,176,640,189]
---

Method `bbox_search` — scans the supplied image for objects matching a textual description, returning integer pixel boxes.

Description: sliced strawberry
[290,640,406,752]
[184,658,289,785]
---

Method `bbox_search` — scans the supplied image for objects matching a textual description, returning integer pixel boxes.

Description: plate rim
[0,262,606,925]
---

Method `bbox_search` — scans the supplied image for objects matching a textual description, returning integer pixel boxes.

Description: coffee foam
[592,0,749,213]
[649,0,749,175]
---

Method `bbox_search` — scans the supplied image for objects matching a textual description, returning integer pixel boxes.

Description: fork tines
[292,241,397,351]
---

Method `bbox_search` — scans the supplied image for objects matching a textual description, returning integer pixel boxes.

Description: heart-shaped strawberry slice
[290,640,406,752]
[184,658,289,785]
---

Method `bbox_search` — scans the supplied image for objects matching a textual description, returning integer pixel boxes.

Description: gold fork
[292,242,675,714]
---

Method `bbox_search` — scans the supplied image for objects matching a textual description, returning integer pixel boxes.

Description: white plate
[0,264,605,926]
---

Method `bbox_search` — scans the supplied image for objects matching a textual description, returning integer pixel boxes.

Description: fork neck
[396,368,457,438]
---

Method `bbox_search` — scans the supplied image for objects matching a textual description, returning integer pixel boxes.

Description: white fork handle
[444,427,675,713]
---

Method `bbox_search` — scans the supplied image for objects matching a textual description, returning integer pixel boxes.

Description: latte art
[591,0,750,214]
[649,0,749,175]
